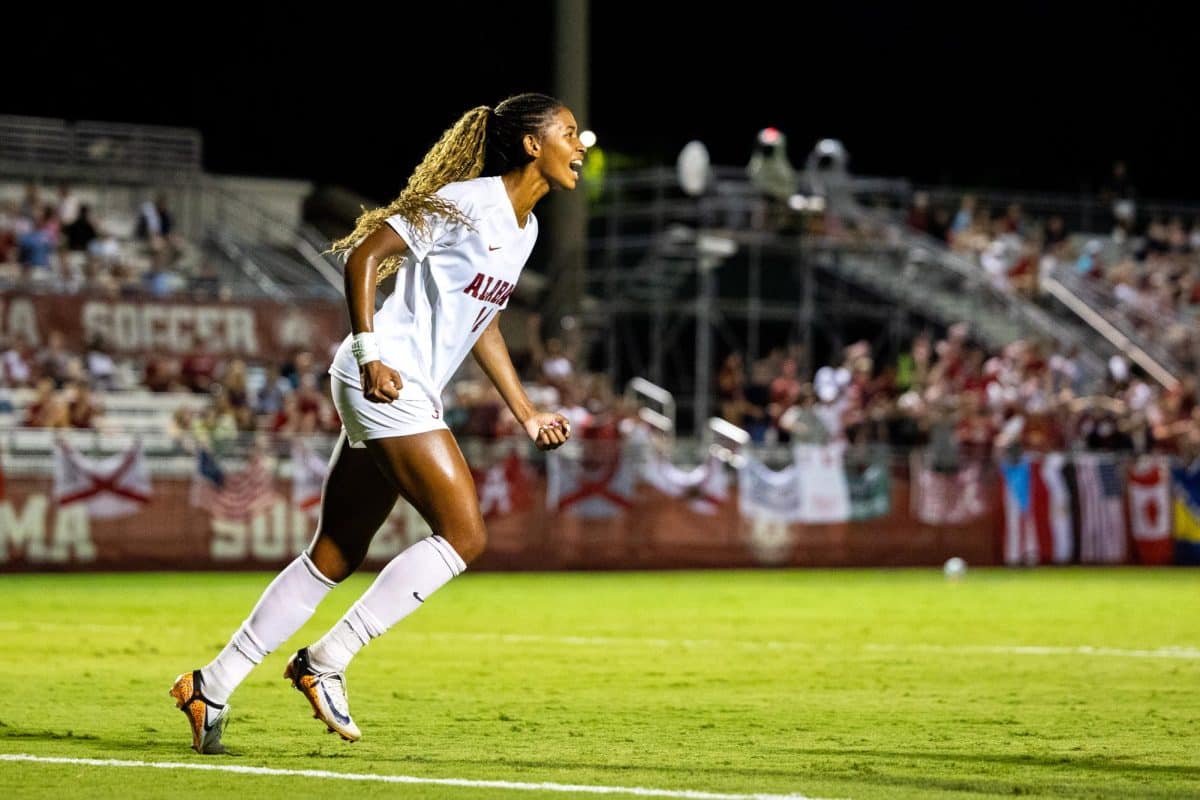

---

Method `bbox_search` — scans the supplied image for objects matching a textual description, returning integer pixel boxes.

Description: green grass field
[1,569,1197,799]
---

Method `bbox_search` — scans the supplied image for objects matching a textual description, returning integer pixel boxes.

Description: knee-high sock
[307,535,465,674]
[200,552,336,704]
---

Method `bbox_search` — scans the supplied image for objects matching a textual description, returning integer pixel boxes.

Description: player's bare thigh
[308,431,400,580]
[364,429,488,563]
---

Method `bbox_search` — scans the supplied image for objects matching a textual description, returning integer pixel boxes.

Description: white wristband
[351,332,381,366]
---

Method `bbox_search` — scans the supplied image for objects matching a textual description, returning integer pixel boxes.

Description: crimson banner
[0,470,1002,572]
[0,291,346,358]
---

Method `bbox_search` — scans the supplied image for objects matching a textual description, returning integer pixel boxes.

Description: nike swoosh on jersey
[488,245,502,251]
[413,591,425,603]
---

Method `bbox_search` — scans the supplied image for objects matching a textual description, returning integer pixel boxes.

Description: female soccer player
[171,93,585,753]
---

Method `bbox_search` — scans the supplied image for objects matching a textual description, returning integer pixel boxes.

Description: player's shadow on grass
[789,748,1200,780]
[366,748,1198,798]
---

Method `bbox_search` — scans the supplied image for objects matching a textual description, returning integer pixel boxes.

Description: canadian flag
[53,438,152,519]
[291,439,328,517]
[1127,456,1172,565]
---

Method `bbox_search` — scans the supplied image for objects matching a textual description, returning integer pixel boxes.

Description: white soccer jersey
[329,177,537,412]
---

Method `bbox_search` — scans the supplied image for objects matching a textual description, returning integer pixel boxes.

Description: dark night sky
[6,3,1195,203]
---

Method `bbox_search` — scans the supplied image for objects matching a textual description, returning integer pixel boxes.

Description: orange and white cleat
[284,648,361,742]
[169,669,229,754]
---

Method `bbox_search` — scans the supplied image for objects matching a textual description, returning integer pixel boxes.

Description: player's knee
[437,518,487,564]
[309,535,366,583]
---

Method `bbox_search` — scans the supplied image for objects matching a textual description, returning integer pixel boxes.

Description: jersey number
[471,308,495,333]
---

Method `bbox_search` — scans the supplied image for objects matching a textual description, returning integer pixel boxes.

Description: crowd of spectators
[0,313,632,453]
[901,163,1200,371]
[0,181,224,300]
[716,321,1200,463]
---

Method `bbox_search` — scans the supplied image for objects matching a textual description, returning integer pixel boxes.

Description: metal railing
[0,115,201,180]
[1046,265,1186,388]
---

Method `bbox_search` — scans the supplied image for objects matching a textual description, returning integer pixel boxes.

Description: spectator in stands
[950,194,977,241]
[717,351,746,422]
[143,353,181,392]
[56,182,80,226]
[907,191,931,233]
[66,380,103,429]
[141,259,178,297]
[768,357,803,437]
[221,359,256,431]
[0,334,32,388]
[168,405,198,452]
[527,314,576,389]
[293,372,329,432]
[281,350,325,392]
[181,340,219,394]
[136,192,182,261]
[270,392,302,435]
[780,384,831,444]
[1001,203,1025,235]
[189,261,221,300]
[1100,160,1136,238]
[63,204,98,253]
[1043,215,1068,254]
[0,199,20,263]
[19,182,40,220]
[928,205,951,243]
[22,377,67,428]
[37,330,73,389]
[197,388,239,453]
[17,206,58,273]
[85,336,117,391]
[741,361,773,442]
[254,365,291,416]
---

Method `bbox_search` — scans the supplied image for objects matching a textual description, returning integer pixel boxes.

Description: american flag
[1074,454,1127,563]
[190,448,278,521]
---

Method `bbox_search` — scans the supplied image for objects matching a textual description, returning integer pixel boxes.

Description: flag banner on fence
[1040,453,1076,563]
[846,451,891,521]
[1000,456,1039,565]
[475,449,534,519]
[1074,453,1127,564]
[910,451,989,525]
[738,453,801,565]
[547,437,638,518]
[1169,461,1200,565]
[792,443,850,523]
[1025,456,1061,564]
[641,451,729,515]
[53,438,152,519]
[190,448,279,521]
[1127,455,1173,565]
[738,453,804,523]
[290,439,328,517]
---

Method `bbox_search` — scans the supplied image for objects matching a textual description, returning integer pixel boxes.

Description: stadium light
[676,140,711,197]
[580,130,597,148]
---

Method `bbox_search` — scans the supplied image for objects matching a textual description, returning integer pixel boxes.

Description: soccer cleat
[284,648,361,742]
[169,670,230,754]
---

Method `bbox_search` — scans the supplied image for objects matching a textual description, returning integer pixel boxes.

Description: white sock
[307,535,465,674]
[200,552,336,705]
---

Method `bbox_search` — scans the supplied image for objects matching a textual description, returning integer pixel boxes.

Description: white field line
[2,622,1195,660]
[0,754,830,800]
[410,632,1200,660]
